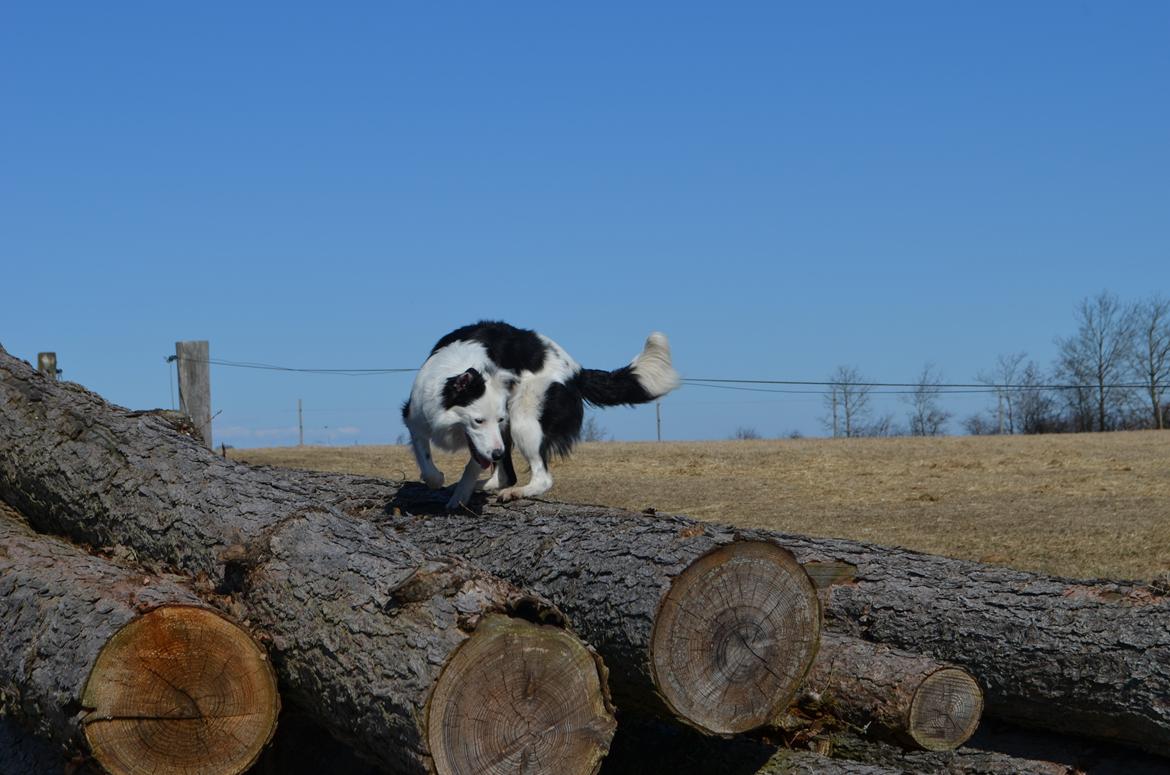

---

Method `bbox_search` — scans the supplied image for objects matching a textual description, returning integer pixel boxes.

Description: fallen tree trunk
[359,485,821,734]
[787,632,983,751]
[0,508,279,775]
[267,472,1170,757]
[0,347,616,775]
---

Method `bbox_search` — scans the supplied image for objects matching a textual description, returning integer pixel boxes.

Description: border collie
[402,321,679,509]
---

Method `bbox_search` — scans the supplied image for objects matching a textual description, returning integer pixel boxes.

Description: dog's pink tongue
[481,459,493,470]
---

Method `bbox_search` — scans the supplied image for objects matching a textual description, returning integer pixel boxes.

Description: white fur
[631,332,680,397]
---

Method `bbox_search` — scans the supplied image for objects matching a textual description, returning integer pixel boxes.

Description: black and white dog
[402,321,679,509]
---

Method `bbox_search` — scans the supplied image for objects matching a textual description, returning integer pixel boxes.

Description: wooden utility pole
[656,401,662,442]
[175,340,212,448]
[298,399,304,446]
[37,352,58,380]
[832,388,840,438]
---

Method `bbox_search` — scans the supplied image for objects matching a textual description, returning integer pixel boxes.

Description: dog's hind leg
[447,458,483,510]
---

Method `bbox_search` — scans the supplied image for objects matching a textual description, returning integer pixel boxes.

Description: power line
[681,378,1146,391]
[166,353,1148,391]
[173,356,416,376]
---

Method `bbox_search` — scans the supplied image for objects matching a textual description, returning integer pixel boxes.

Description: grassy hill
[231,431,1170,581]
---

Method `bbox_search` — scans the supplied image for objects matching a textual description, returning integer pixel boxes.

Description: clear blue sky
[2,2,1167,446]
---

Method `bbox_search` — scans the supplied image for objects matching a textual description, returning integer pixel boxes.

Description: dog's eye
[474,418,485,425]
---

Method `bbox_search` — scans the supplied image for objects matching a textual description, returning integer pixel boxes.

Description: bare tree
[1130,295,1170,430]
[822,366,873,438]
[580,415,609,442]
[1054,292,1137,432]
[977,352,1027,434]
[904,363,951,436]
[732,426,762,440]
[1015,360,1061,434]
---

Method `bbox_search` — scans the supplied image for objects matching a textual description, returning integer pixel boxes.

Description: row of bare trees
[967,292,1170,434]
[820,292,1169,438]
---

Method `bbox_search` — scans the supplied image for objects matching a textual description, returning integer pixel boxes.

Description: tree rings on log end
[650,541,821,734]
[427,614,616,775]
[907,667,983,751]
[81,605,279,775]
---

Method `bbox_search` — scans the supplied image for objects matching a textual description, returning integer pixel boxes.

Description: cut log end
[650,541,821,734]
[907,667,983,751]
[426,614,616,775]
[81,605,279,775]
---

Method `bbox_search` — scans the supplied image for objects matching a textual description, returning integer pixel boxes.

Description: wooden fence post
[175,341,212,448]
[36,352,58,380]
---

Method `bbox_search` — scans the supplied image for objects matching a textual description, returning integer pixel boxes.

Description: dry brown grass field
[232,431,1170,581]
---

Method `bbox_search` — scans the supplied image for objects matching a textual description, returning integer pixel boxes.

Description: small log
[0,509,278,775]
[790,632,982,751]
[376,487,821,734]
[0,347,616,775]
[767,529,1170,757]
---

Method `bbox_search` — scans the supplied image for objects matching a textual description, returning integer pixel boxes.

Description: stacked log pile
[2,343,1167,775]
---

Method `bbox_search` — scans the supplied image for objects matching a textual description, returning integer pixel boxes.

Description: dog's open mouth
[465,433,493,470]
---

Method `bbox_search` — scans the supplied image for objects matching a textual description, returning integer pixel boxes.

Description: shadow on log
[0,346,616,775]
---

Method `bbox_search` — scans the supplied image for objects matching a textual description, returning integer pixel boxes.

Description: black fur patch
[571,366,654,407]
[538,381,585,464]
[401,400,410,421]
[442,368,486,409]
[498,426,518,488]
[431,321,547,374]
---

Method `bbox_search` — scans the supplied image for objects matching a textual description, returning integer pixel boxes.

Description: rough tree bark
[266,470,1170,758]
[327,482,822,735]
[0,347,616,775]
[0,507,279,775]
[788,632,983,751]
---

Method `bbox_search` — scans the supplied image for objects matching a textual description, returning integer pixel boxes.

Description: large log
[0,346,616,775]
[789,632,983,751]
[0,508,279,775]
[345,483,822,734]
[259,471,1170,757]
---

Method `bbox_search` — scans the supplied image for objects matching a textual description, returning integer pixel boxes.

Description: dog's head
[442,367,513,469]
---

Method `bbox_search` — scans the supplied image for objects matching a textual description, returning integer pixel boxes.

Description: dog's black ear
[454,368,479,391]
[443,368,486,408]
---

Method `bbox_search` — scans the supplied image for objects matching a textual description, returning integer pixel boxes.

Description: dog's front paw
[496,487,523,503]
[423,471,445,490]
[446,493,469,511]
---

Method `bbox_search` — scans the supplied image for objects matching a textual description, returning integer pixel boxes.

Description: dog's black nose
[491,449,504,461]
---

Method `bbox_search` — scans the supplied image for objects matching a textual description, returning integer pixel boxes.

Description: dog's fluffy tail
[573,332,680,407]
